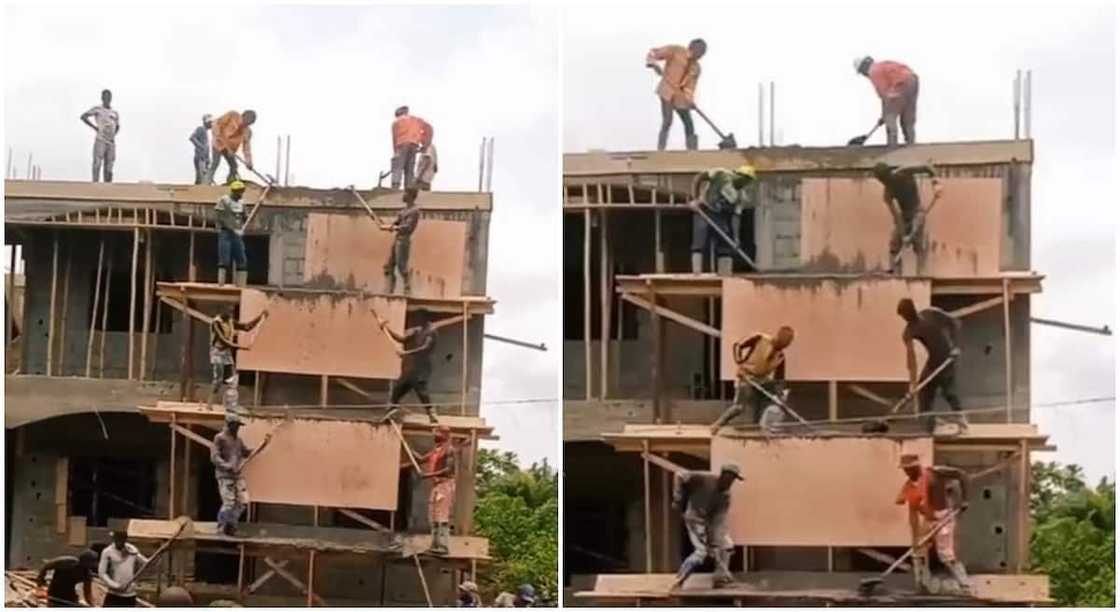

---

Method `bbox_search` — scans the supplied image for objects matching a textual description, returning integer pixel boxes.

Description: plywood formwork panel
[720,278,931,381]
[800,177,1003,276]
[712,436,933,546]
[239,417,401,511]
[237,290,405,379]
[303,213,466,298]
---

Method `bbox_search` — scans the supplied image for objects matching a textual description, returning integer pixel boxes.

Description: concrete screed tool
[857,506,963,596]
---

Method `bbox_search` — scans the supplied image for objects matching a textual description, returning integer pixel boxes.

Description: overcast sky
[563,4,1116,482]
[3,4,560,468]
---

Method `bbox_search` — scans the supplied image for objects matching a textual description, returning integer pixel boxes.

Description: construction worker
[873,162,942,273]
[190,115,213,184]
[215,180,250,286]
[418,425,457,555]
[647,39,706,151]
[494,584,536,607]
[35,549,99,607]
[157,586,194,607]
[207,109,257,185]
[897,298,966,433]
[896,454,971,594]
[208,306,268,407]
[457,580,481,607]
[379,188,422,295]
[415,142,438,191]
[854,56,919,146]
[690,165,757,274]
[374,307,438,423]
[711,326,794,433]
[390,106,433,189]
[671,464,743,590]
[98,530,149,607]
[80,89,120,183]
[211,412,272,536]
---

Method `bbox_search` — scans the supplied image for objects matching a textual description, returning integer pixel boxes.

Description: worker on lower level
[897,298,966,433]
[375,307,438,423]
[690,165,757,274]
[99,530,149,607]
[494,584,536,607]
[711,326,794,434]
[457,580,481,607]
[211,412,272,536]
[215,180,251,287]
[36,549,98,607]
[646,39,706,150]
[419,425,457,555]
[854,56,919,146]
[380,188,422,295]
[872,162,941,273]
[672,464,743,590]
[897,454,971,594]
[208,306,267,408]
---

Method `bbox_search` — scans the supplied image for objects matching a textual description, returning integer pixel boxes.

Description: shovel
[857,507,963,596]
[848,120,883,146]
[118,516,194,593]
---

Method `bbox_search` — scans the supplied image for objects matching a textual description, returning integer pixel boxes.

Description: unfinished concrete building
[562,141,1052,605]
[5,179,495,606]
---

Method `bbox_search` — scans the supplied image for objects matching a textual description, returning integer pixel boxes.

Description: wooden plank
[642,440,652,573]
[649,281,662,421]
[333,377,375,401]
[85,238,105,377]
[99,250,113,377]
[949,295,1004,318]
[171,423,214,450]
[55,456,68,534]
[847,384,892,406]
[140,231,152,381]
[600,209,609,399]
[1017,439,1029,572]
[158,294,213,325]
[46,232,58,376]
[306,551,317,607]
[1003,278,1013,421]
[169,415,177,519]
[620,293,720,338]
[128,227,139,380]
[262,556,326,607]
[336,508,390,533]
[583,203,591,400]
[412,554,433,607]
[640,451,685,475]
[828,381,838,421]
[67,516,87,546]
[58,244,72,375]
[461,303,468,415]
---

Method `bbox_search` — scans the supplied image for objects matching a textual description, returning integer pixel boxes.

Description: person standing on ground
[415,142,438,191]
[711,326,794,433]
[418,425,457,555]
[214,180,250,286]
[457,580,481,607]
[208,305,267,407]
[190,115,214,184]
[211,412,271,536]
[671,464,743,590]
[98,530,149,607]
[379,188,422,295]
[374,307,438,423]
[494,584,536,607]
[854,56,919,146]
[208,110,256,184]
[80,89,120,183]
[896,453,971,593]
[872,162,942,273]
[689,165,757,274]
[897,298,966,433]
[646,39,706,151]
[390,106,433,189]
[36,549,98,607]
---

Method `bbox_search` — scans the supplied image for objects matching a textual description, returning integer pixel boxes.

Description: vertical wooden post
[320,375,329,407]
[654,208,664,273]
[600,209,609,399]
[6,244,15,356]
[1018,439,1029,572]
[306,551,316,607]
[140,231,153,380]
[47,232,59,376]
[186,297,196,402]
[169,415,177,520]
[642,440,652,573]
[150,292,163,380]
[461,303,469,415]
[85,238,105,377]
[99,250,113,377]
[58,245,72,375]
[254,372,263,406]
[1003,279,1013,422]
[660,454,670,572]
[188,231,197,282]
[828,380,838,421]
[648,281,662,422]
[128,227,139,380]
[583,204,592,400]
[236,544,246,604]
[178,288,190,401]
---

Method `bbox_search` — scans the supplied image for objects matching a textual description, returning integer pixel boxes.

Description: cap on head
[517,584,536,601]
[229,180,246,193]
[872,162,894,180]
[854,56,873,74]
[395,105,409,117]
[225,411,245,427]
[734,164,757,180]
[202,113,213,125]
[459,581,479,593]
[899,453,922,469]
[720,464,745,480]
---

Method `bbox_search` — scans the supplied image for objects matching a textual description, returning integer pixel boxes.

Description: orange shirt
[869,61,916,100]
[211,111,252,161]
[647,45,700,109]
[392,115,433,150]
[896,467,935,520]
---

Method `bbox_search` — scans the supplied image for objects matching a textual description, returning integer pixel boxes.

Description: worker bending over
[380,188,422,295]
[647,39,706,150]
[390,106,433,189]
[208,110,256,185]
[690,165,757,274]
[36,549,99,607]
[375,308,438,423]
[208,306,267,408]
[215,181,251,287]
[896,454,971,593]
[672,464,743,590]
[211,412,272,536]
[99,530,149,607]
[897,298,966,433]
[854,57,919,146]
[418,425,457,555]
[80,89,120,183]
[711,326,794,434]
[189,115,213,184]
[872,162,942,273]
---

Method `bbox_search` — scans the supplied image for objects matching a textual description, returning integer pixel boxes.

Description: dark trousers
[391,143,419,189]
[391,372,431,406]
[103,593,137,607]
[658,98,696,150]
[384,236,411,293]
[691,209,735,257]
[218,229,248,271]
[207,149,239,185]
[918,361,962,431]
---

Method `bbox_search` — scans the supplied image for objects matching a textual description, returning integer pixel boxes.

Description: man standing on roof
[390,106,433,189]
[99,530,149,607]
[873,163,942,273]
[211,412,272,536]
[207,110,257,185]
[854,56,919,146]
[36,549,99,607]
[190,115,213,185]
[215,180,250,287]
[208,305,268,408]
[415,142,439,191]
[896,454,971,593]
[671,464,743,590]
[711,326,794,434]
[80,89,120,183]
[374,307,438,423]
[690,165,757,274]
[417,425,457,555]
[647,39,706,151]
[379,188,422,295]
[897,298,966,433]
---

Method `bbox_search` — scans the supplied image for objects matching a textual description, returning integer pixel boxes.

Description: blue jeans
[218,229,247,269]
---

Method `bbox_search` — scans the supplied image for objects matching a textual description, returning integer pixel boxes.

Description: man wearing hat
[457,580,481,607]
[896,454,971,593]
[853,56,919,146]
[690,166,758,274]
[671,464,743,590]
[390,105,433,190]
[417,424,457,555]
[208,305,268,408]
[190,115,214,184]
[210,412,271,536]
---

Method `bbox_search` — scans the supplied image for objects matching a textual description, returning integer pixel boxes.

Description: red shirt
[869,61,916,100]
[896,467,935,520]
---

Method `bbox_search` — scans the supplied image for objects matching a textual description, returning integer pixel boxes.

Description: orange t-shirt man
[212,110,254,166]
[647,45,701,110]
[391,114,433,151]
[868,61,917,102]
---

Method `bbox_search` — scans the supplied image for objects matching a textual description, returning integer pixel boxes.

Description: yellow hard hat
[735,164,757,180]
[229,180,246,191]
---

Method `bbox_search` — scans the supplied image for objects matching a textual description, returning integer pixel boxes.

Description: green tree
[1030,461,1115,607]
[473,449,558,606]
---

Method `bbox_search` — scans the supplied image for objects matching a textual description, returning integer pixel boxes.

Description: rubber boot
[947,561,970,594]
[430,522,450,556]
[690,252,704,274]
[218,267,228,286]
[385,272,396,295]
[712,548,734,588]
[716,256,733,276]
[685,134,699,151]
[234,269,247,287]
[425,406,438,424]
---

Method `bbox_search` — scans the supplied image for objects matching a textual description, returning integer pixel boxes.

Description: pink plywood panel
[303,213,466,298]
[800,177,1003,276]
[240,418,400,510]
[237,290,406,379]
[720,278,931,381]
[712,436,934,546]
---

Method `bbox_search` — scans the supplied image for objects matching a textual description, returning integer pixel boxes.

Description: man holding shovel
[873,162,941,274]
[896,454,971,594]
[671,464,743,590]
[646,39,705,151]
[854,56,919,146]
[98,530,149,607]
[211,412,272,536]
[690,165,757,274]
[207,109,257,185]
[208,305,268,408]
[898,298,966,433]
[711,326,794,434]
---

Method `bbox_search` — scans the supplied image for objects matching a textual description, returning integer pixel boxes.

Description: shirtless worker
[896,454,971,593]
[897,298,966,433]
[379,188,422,295]
[35,549,99,607]
[208,306,268,408]
[646,39,706,150]
[671,464,743,590]
[417,425,457,555]
[211,412,272,536]
[711,326,794,434]
[374,307,438,423]
[872,162,942,273]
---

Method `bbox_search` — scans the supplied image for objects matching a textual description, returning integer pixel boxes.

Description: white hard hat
[853,56,872,73]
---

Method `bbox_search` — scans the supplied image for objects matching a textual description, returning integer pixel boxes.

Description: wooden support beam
[181,423,191,522]
[660,454,670,572]
[649,281,663,422]
[178,288,190,401]
[600,208,609,399]
[432,313,467,331]
[306,550,316,607]
[58,245,72,375]
[128,227,140,380]
[857,547,911,571]
[583,201,592,400]
[413,554,433,607]
[6,244,15,363]
[169,416,177,520]
[847,384,892,407]
[248,560,285,593]
[828,381,839,421]
[236,544,247,604]
[140,230,153,380]
[320,375,329,407]
[621,293,720,338]
[188,231,196,282]
[640,451,686,475]
[461,301,469,415]
[950,295,1005,319]
[333,377,376,401]
[86,238,105,377]
[1003,279,1013,421]
[969,451,1021,481]
[643,440,653,573]
[99,249,113,377]
[171,423,215,450]
[47,231,59,376]
[336,508,390,532]
[159,295,214,325]
[1018,440,1029,573]
[262,556,326,606]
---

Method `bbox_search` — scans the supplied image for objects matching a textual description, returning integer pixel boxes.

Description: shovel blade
[718,134,738,150]
[848,135,868,146]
